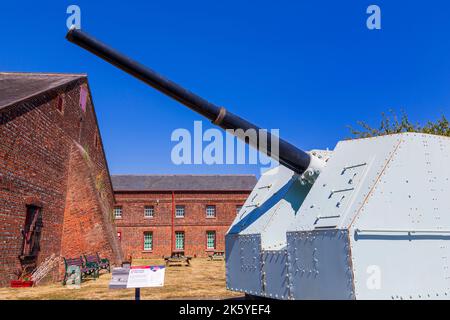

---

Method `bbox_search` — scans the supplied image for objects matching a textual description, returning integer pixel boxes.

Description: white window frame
[143,232,153,251]
[114,207,122,219]
[206,205,216,218]
[175,205,185,218]
[175,231,185,250]
[206,231,216,250]
[144,206,154,218]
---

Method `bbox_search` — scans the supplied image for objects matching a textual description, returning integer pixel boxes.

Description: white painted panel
[350,133,450,299]
[261,250,290,299]
[287,230,354,299]
[351,233,450,299]
[225,234,262,295]
[287,135,401,232]
[228,166,295,235]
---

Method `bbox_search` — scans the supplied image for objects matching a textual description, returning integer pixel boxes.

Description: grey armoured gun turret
[67,28,450,300]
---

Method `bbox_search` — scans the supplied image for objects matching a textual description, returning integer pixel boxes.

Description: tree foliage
[348,110,450,138]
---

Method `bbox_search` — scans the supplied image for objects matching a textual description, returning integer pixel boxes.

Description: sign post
[109,265,165,300]
[135,288,140,301]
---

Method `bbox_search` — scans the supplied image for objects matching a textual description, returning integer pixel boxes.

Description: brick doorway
[19,205,43,272]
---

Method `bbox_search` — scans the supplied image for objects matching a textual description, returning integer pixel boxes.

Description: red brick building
[0,72,256,287]
[112,175,256,258]
[0,72,122,286]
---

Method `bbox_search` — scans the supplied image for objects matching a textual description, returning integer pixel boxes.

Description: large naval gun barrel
[66,28,324,175]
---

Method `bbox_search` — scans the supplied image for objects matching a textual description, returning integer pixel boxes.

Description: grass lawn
[0,258,244,300]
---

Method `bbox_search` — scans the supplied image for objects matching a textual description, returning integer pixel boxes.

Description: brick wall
[0,77,122,286]
[114,191,250,258]
[60,143,122,265]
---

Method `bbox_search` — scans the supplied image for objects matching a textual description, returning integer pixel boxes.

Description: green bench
[62,256,98,285]
[84,253,111,274]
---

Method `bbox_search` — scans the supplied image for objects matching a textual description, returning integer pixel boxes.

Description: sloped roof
[111,175,257,192]
[0,72,86,110]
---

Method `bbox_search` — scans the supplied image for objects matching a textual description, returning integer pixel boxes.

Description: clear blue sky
[1,1,449,177]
